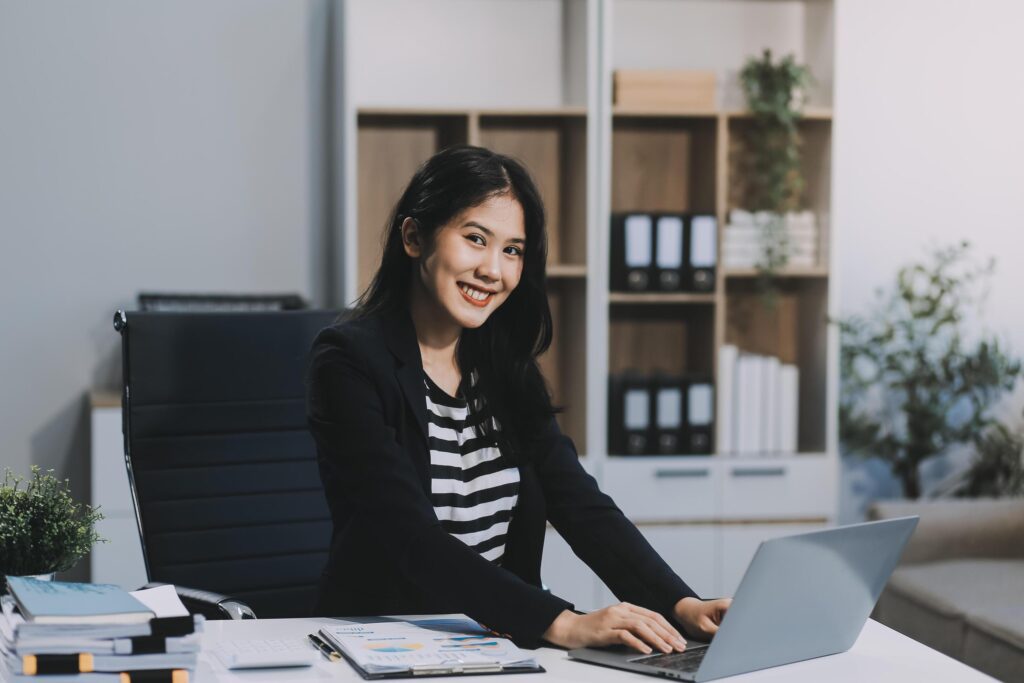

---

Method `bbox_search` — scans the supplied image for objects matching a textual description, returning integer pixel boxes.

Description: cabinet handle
[654,468,710,479]
[731,467,786,478]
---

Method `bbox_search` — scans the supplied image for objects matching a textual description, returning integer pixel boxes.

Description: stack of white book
[1,578,201,683]
[716,345,799,456]
[722,210,819,269]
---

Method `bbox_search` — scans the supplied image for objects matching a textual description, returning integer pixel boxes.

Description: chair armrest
[867,498,1024,564]
[142,582,256,620]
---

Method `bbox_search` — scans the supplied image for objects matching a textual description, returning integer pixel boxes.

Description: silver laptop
[568,517,918,681]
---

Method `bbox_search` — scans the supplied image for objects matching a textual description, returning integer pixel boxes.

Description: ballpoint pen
[307,633,341,662]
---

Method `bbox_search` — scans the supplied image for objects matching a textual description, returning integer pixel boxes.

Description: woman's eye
[505,246,523,257]
[467,234,485,246]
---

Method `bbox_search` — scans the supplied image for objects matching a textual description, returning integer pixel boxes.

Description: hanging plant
[738,50,813,301]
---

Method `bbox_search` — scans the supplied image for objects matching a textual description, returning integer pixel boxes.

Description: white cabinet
[602,458,719,521]
[720,459,836,520]
[89,398,147,589]
[542,528,603,611]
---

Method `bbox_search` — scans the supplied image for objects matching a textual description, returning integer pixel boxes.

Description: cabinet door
[596,525,718,606]
[542,528,601,611]
[602,458,718,521]
[720,523,828,597]
[720,458,835,520]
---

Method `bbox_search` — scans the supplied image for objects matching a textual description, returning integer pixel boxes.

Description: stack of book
[716,345,799,456]
[1,577,201,683]
[722,210,819,269]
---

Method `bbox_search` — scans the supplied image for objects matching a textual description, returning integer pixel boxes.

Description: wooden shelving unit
[342,0,839,605]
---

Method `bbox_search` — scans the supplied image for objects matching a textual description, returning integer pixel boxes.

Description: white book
[717,345,738,455]
[736,354,762,455]
[779,364,800,453]
[762,356,781,455]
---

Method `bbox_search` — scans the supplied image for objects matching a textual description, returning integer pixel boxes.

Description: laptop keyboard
[631,644,709,674]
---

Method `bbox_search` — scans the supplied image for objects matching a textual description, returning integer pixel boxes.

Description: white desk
[199,617,994,682]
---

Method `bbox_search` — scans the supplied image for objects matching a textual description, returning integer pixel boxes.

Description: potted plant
[737,49,813,299]
[0,466,104,580]
[838,242,1021,499]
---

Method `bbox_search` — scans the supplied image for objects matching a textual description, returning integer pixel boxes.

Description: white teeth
[459,283,491,301]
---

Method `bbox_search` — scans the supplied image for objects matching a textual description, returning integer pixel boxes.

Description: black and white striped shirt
[424,373,519,565]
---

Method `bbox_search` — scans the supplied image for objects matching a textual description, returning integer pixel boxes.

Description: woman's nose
[477,248,501,281]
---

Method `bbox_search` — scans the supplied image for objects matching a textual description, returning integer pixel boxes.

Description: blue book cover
[6,578,153,624]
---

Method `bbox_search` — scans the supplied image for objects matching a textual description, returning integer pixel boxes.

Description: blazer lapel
[382,309,430,446]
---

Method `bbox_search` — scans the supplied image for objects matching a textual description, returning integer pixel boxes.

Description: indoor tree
[838,242,1021,499]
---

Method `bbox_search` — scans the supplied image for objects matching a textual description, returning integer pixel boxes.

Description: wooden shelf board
[90,390,121,408]
[477,106,588,118]
[357,107,470,118]
[725,107,833,121]
[723,266,829,279]
[613,105,719,119]
[547,263,587,278]
[358,106,587,118]
[609,292,716,305]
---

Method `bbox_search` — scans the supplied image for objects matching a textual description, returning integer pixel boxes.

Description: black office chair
[114,309,340,619]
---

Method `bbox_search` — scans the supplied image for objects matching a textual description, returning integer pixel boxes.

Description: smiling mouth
[458,282,494,307]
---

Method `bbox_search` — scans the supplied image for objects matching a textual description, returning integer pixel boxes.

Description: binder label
[624,215,653,267]
[624,389,650,429]
[656,388,682,428]
[690,216,717,268]
[655,216,684,268]
[688,384,714,426]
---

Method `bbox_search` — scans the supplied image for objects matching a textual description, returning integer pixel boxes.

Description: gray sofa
[868,499,1024,682]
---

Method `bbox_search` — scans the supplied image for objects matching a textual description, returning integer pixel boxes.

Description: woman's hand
[542,603,688,655]
[673,597,732,638]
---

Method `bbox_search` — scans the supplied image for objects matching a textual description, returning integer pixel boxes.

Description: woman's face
[406,193,527,330]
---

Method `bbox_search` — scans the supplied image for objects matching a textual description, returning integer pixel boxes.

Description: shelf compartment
[609,304,715,378]
[541,278,587,453]
[612,117,718,214]
[724,278,829,453]
[479,114,588,269]
[726,117,833,269]
[356,112,471,292]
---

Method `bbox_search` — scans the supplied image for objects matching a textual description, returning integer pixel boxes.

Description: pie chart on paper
[364,642,425,653]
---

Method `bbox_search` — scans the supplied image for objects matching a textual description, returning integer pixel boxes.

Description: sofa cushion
[964,604,1024,682]
[877,559,1024,663]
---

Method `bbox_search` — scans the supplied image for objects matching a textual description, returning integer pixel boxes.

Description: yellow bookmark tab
[79,653,95,673]
[22,655,37,676]
[172,670,190,683]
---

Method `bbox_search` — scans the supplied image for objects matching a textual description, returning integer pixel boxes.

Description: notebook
[319,616,543,679]
[5,578,154,625]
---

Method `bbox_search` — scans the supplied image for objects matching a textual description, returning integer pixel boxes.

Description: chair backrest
[115,309,340,618]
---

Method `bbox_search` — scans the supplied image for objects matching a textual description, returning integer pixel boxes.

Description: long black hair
[353,145,557,460]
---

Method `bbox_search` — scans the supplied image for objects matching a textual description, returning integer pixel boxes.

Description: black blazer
[306,308,698,646]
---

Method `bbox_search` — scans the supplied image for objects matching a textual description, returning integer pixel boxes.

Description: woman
[307,145,730,652]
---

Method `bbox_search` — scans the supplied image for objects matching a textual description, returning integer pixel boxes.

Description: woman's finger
[614,628,652,655]
[627,618,674,654]
[624,604,686,646]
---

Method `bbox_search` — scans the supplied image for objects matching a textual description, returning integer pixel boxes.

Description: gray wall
[0,0,336,578]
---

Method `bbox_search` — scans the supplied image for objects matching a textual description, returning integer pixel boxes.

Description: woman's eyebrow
[462,220,525,245]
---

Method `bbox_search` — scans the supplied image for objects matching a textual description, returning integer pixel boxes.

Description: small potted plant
[0,466,104,580]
